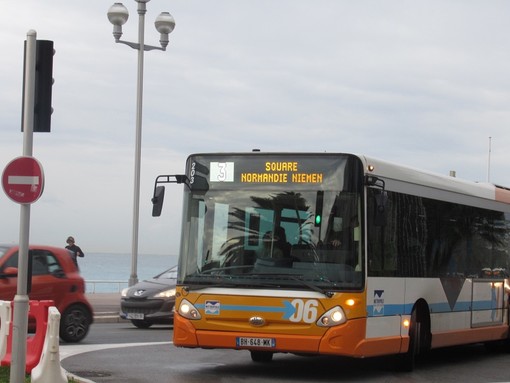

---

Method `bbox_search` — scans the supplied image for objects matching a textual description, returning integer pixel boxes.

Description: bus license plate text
[236,337,276,348]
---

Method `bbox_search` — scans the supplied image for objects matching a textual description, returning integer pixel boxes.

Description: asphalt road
[60,322,510,383]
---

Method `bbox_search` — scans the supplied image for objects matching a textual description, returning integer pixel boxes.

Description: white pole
[108,1,174,287]
[10,29,36,383]
[129,0,147,287]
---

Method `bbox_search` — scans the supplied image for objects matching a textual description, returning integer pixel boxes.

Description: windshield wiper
[199,265,253,275]
[183,270,253,291]
[249,273,334,298]
[182,283,226,292]
[289,275,334,298]
[182,279,277,292]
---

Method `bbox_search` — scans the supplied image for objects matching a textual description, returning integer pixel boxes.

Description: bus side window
[373,191,388,227]
[367,189,396,277]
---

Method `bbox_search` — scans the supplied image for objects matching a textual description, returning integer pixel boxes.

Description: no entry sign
[2,156,45,204]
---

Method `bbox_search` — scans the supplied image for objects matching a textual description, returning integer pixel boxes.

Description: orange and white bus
[153,152,510,370]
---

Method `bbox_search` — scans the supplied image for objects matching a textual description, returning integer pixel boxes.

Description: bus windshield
[177,153,365,292]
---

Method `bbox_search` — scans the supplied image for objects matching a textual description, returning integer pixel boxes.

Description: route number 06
[289,299,318,323]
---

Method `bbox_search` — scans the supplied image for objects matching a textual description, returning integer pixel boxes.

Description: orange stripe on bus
[431,325,509,349]
[320,318,404,357]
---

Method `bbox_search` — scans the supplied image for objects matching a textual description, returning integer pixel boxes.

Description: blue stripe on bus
[367,299,499,317]
[196,300,296,318]
[196,300,498,319]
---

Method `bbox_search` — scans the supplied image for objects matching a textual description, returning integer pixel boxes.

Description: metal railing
[85,280,128,293]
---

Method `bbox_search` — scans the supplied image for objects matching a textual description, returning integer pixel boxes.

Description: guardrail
[85,280,128,293]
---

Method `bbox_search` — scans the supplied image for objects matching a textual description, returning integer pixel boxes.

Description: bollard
[1,300,53,373]
[0,301,11,360]
[31,306,67,383]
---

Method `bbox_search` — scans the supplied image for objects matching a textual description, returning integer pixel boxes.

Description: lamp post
[107,1,175,286]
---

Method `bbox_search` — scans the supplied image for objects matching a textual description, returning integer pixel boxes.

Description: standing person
[65,236,84,269]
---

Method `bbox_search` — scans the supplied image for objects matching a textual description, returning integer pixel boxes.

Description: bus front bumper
[173,314,405,358]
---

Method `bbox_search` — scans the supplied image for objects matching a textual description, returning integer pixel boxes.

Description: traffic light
[314,191,324,227]
[22,40,54,132]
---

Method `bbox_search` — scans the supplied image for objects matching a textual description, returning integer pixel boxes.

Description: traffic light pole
[10,29,36,383]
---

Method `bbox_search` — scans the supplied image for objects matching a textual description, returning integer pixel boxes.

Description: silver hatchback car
[120,266,177,328]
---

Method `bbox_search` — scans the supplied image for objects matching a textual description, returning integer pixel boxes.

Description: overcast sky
[1,1,509,258]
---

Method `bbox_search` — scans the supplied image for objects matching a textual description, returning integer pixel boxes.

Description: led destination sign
[189,154,354,192]
[206,161,323,184]
[240,161,322,184]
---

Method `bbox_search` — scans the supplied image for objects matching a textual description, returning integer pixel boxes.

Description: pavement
[86,292,123,323]
[61,293,123,383]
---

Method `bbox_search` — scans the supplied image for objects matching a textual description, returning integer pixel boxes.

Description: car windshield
[155,266,177,280]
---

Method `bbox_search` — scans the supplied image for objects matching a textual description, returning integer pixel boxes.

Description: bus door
[471,277,505,327]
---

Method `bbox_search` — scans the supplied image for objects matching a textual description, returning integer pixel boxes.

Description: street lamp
[107,1,175,286]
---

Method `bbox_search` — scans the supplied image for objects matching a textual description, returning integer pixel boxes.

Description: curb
[93,312,127,324]
[66,370,96,383]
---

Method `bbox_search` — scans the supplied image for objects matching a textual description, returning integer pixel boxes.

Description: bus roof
[186,151,510,206]
[359,155,510,205]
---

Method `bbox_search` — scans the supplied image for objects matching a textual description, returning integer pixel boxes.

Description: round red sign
[2,156,45,204]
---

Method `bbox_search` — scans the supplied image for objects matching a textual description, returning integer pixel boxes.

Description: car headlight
[154,288,176,299]
[121,287,129,297]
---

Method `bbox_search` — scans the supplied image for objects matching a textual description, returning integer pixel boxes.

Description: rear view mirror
[152,186,165,217]
[0,267,19,278]
[151,174,188,217]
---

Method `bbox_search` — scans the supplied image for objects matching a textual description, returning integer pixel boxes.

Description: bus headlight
[317,306,346,327]
[178,299,202,320]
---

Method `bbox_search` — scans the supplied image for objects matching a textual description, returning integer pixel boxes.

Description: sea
[79,253,178,293]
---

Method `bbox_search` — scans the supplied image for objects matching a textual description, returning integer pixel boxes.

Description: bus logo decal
[373,290,384,316]
[205,300,221,315]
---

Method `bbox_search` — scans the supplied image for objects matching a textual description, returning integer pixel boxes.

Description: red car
[0,244,93,342]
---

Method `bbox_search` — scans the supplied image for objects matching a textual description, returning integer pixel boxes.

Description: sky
[1,1,510,258]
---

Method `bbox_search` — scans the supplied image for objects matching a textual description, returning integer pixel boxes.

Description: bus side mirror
[152,186,165,217]
[374,192,388,226]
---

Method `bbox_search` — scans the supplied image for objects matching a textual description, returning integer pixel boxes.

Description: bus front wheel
[250,350,274,363]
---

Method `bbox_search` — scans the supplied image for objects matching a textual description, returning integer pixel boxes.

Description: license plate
[126,313,144,320]
[236,337,276,348]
